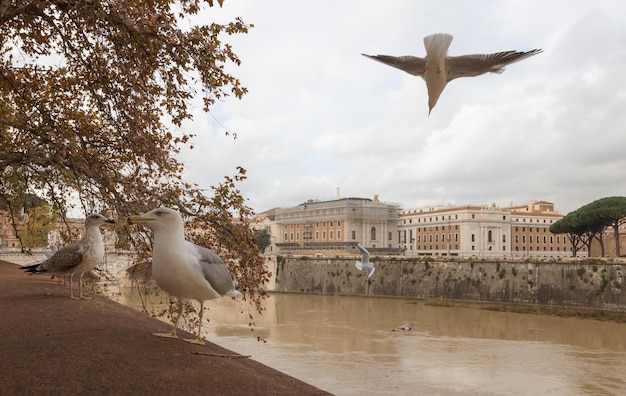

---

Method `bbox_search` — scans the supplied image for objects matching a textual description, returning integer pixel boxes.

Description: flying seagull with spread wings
[22,213,115,299]
[128,207,242,345]
[355,243,375,279]
[362,33,542,114]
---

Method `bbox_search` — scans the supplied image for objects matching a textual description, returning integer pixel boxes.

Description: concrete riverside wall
[271,257,626,311]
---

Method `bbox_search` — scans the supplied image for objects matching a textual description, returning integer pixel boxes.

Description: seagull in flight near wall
[22,214,115,299]
[355,243,375,279]
[362,33,542,114]
[128,207,242,345]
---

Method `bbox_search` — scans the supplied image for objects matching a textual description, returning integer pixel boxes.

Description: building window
[352,230,356,240]
[337,230,341,240]
[471,234,475,242]
[502,235,506,243]
[488,230,493,243]
[330,230,334,240]
[371,227,376,240]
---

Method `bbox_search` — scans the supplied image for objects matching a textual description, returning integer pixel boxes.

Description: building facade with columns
[273,196,401,255]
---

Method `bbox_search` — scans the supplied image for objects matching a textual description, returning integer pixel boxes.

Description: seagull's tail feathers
[355,261,364,271]
[21,263,43,275]
[226,288,244,301]
[423,33,453,58]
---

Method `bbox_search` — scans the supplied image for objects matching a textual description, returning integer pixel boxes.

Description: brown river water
[105,276,626,396]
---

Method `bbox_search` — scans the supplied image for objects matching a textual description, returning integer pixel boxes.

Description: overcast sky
[174,0,626,216]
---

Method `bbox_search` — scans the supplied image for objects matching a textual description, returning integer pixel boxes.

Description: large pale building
[398,201,577,257]
[509,201,573,256]
[273,196,401,255]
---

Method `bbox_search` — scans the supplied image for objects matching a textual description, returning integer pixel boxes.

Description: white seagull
[355,243,375,279]
[43,244,58,260]
[362,33,542,114]
[22,213,115,299]
[128,207,242,345]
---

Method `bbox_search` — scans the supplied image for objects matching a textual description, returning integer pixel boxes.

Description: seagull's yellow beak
[127,215,150,225]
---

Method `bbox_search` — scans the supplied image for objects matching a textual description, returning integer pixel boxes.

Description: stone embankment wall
[0,252,47,266]
[270,256,626,311]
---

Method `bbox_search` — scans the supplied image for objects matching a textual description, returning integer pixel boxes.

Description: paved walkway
[0,260,330,395]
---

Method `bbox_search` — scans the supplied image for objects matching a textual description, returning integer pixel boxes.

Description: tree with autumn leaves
[0,0,268,310]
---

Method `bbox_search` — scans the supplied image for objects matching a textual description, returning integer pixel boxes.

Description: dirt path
[0,260,331,395]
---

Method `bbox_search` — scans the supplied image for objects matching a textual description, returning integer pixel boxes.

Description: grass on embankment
[421,299,626,323]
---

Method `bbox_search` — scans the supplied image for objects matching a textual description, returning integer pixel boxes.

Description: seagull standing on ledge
[355,243,375,279]
[128,207,242,346]
[22,214,115,299]
[362,33,542,114]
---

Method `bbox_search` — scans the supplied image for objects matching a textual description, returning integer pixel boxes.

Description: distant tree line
[549,196,626,257]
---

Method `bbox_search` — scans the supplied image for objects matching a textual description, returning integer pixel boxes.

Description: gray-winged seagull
[22,213,115,299]
[127,207,242,345]
[355,243,375,279]
[362,33,542,114]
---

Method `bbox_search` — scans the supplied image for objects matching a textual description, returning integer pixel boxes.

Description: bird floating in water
[362,33,542,114]
[127,207,242,345]
[392,322,412,332]
[22,214,115,299]
[355,243,375,279]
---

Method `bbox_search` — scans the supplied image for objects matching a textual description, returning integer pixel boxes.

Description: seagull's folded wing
[446,49,542,81]
[194,244,237,296]
[362,54,427,77]
[42,244,83,272]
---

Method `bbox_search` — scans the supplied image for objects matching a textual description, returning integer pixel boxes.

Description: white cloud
[177,0,626,216]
